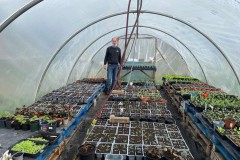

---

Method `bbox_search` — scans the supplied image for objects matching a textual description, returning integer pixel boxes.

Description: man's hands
[103,64,107,70]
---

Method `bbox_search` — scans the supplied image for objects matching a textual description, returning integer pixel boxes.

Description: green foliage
[0,111,13,119]
[162,75,198,81]
[14,115,27,125]
[29,116,37,122]
[11,140,46,154]
[190,93,240,109]
[27,137,48,142]
[217,126,225,134]
[46,119,57,124]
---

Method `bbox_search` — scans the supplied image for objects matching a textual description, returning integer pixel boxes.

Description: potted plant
[40,115,50,132]
[29,116,39,132]
[77,143,95,160]
[1,112,14,129]
[0,111,11,128]
[12,115,23,130]
[225,114,236,129]
[145,146,163,160]
[47,119,57,132]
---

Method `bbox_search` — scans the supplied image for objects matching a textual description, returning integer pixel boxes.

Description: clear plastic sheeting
[155,39,190,83]
[0,0,240,111]
[0,0,30,23]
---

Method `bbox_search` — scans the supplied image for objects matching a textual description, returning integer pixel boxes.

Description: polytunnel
[0,1,240,159]
[1,0,240,111]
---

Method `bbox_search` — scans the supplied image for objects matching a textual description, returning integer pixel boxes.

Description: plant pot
[77,144,95,160]
[21,123,30,131]
[213,121,225,130]
[12,121,21,130]
[40,122,49,132]
[224,118,236,129]
[5,119,13,129]
[63,117,69,125]
[12,152,24,160]
[56,118,63,127]
[105,154,123,160]
[30,122,39,132]
[0,119,6,128]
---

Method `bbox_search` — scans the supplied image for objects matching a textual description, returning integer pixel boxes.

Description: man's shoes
[103,88,107,93]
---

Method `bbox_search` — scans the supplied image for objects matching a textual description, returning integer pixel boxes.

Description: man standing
[104,37,121,95]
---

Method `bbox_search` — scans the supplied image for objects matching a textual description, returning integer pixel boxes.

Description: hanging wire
[95,0,143,119]
[124,36,137,90]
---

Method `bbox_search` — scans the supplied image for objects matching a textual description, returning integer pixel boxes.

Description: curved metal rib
[0,0,43,33]
[35,10,237,100]
[70,28,203,83]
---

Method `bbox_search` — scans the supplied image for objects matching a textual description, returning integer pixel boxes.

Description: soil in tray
[154,123,166,130]
[91,126,105,133]
[141,109,151,114]
[106,121,118,127]
[151,110,161,115]
[166,124,179,132]
[159,110,171,115]
[130,135,142,144]
[143,129,156,136]
[115,135,128,143]
[143,135,158,145]
[131,127,142,136]
[96,143,112,154]
[99,113,109,119]
[100,134,115,143]
[157,137,172,147]
[86,133,102,142]
[135,146,143,155]
[128,145,135,155]
[168,132,183,139]
[130,114,141,121]
[227,135,240,150]
[142,122,154,128]
[131,110,141,114]
[171,140,188,150]
[155,130,168,137]
[103,127,117,134]
[119,123,130,127]
[117,127,129,134]
[141,103,148,108]
[128,145,143,155]
[130,121,142,128]
[112,144,127,154]
[95,119,107,126]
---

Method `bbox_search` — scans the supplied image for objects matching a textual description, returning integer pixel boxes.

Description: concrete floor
[0,128,32,156]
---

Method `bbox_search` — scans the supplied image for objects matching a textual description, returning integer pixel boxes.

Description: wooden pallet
[48,140,66,160]
[47,119,83,160]
[178,107,186,122]
[185,116,212,156]
[210,145,226,160]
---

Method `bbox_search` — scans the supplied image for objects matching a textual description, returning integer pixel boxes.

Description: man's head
[112,37,118,47]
